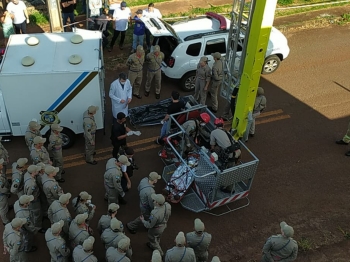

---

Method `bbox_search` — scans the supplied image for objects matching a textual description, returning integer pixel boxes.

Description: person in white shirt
[88,0,102,29]
[6,0,29,34]
[108,0,120,16]
[142,3,162,50]
[108,1,131,52]
[109,72,132,117]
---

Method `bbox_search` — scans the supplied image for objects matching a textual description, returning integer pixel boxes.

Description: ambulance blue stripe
[47,72,89,111]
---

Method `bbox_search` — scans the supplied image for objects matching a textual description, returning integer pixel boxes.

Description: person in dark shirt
[222,87,239,121]
[61,0,76,32]
[120,147,137,192]
[155,91,185,144]
[110,112,131,158]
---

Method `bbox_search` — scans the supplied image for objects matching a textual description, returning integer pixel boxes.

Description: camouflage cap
[79,191,92,200]
[83,236,95,250]
[151,250,162,262]
[11,218,27,228]
[88,105,99,114]
[212,256,221,262]
[45,165,59,174]
[19,195,34,205]
[52,220,64,234]
[151,193,165,205]
[33,136,46,144]
[27,165,41,173]
[175,231,186,245]
[29,121,40,130]
[154,45,160,52]
[51,124,63,132]
[136,45,144,52]
[110,218,123,231]
[118,237,130,250]
[16,158,28,168]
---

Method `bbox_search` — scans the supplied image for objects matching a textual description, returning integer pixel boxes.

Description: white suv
[141,13,290,92]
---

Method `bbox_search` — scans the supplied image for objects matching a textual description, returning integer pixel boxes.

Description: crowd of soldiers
[0,107,298,262]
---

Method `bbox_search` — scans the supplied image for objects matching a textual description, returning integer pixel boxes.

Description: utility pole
[221,0,278,139]
[46,0,64,32]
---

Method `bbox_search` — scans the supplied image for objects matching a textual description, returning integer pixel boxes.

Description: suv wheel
[181,72,196,92]
[262,55,281,74]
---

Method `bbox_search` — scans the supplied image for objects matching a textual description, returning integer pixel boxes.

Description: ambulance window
[186,43,201,56]
[204,38,226,55]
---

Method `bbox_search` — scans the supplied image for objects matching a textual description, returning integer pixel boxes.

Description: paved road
[1,24,350,262]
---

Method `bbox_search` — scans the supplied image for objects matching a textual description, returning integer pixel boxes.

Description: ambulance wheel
[61,128,76,149]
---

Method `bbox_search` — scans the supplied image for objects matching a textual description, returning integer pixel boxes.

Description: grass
[298,237,313,252]
[126,0,171,7]
[29,11,49,25]
[162,2,350,20]
[275,2,350,17]
[338,226,350,239]
[278,0,345,5]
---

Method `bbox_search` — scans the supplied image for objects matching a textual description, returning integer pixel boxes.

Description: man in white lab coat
[109,72,132,118]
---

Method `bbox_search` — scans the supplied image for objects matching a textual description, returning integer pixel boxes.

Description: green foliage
[297,237,313,252]
[338,226,350,239]
[29,11,49,25]
[127,0,171,7]
[278,0,294,5]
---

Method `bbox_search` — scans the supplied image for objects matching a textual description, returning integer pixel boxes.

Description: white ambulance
[0,29,105,148]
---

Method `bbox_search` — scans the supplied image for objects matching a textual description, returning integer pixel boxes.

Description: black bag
[224,130,240,153]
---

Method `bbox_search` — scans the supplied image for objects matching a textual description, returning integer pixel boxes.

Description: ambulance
[0,29,105,148]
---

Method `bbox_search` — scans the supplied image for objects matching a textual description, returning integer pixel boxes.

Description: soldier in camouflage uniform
[0,158,11,225]
[73,236,98,262]
[10,158,28,198]
[126,172,160,234]
[23,165,43,232]
[208,52,224,113]
[97,203,119,234]
[30,136,51,165]
[69,213,90,249]
[186,218,212,262]
[104,156,129,205]
[261,221,298,262]
[48,124,65,183]
[144,45,164,99]
[13,195,38,252]
[106,237,131,262]
[25,121,41,151]
[141,194,172,256]
[83,106,99,165]
[194,57,211,106]
[45,220,71,262]
[3,218,27,262]
[48,193,72,239]
[35,162,48,216]
[165,232,196,262]
[127,45,145,99]
[71,191,96,223]
[42,166,64,205]
[0,137,9,174]
[101,218,132,258]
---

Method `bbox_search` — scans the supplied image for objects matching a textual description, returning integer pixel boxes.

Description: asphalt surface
[1,18,350,262]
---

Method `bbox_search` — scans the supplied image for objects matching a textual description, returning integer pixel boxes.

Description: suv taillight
[168,56,175,68]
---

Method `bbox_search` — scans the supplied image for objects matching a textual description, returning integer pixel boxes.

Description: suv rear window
[153,36,179,65]
[186,43,201,56]
[204,38,226,55]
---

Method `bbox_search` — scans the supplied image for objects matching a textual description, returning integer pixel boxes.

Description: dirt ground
[1,2,350,262]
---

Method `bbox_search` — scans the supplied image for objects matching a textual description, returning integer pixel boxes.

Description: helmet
[199,113,210,124]
[214,118,224,126]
